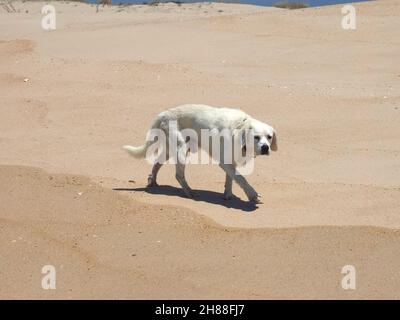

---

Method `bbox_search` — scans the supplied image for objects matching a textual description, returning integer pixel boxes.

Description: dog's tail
[122,116,164,159]
[122,144,149,158]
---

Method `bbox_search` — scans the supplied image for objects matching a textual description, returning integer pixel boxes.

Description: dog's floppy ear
[271,130,278,151]
[233,117,250,156]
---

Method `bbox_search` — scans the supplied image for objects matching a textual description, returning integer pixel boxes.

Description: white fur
[123,104,277,203]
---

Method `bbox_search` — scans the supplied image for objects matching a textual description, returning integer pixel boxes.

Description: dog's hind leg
[147,140,169,187]
[147,162,162,187]
[174,141,196,198]
[224,173,233,200]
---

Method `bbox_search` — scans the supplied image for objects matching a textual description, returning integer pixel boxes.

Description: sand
[0,0,399,299]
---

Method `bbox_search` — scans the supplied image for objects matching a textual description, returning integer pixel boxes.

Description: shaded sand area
[0,1,399,298]
[1,166,400,299]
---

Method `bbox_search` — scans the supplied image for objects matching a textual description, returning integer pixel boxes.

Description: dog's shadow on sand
[113,185,258,212]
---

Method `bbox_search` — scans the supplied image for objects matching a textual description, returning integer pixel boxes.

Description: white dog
[123,104,277,203]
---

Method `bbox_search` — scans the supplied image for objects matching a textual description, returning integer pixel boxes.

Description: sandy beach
[0,0,399,299]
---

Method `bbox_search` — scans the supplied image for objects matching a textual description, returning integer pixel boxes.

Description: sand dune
[1,165,399,299]
[0,0,399,299]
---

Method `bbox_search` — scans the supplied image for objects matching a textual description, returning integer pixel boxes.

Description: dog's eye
[267,135,272,140]
[254,135,260,141]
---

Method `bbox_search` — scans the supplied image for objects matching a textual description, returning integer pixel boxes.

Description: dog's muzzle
[261,145,269,155]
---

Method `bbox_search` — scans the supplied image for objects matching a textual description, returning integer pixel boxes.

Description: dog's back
[158,104,250,132]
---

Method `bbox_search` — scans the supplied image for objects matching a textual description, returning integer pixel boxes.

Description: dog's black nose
[261,145,269,154]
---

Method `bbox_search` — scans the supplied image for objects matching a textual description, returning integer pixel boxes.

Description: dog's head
[241,119,277,156]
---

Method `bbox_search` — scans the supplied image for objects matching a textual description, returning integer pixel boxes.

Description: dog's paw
[182,189,197,199]
[147,175,158,188]
[248,193,262,204]
[224,192,234,200]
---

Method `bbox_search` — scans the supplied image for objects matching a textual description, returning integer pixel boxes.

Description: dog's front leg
[219,164,260,203]
[224,173,233,200]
